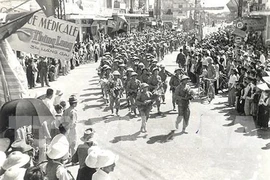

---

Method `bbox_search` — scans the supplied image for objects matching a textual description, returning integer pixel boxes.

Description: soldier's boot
[157,106,161,114]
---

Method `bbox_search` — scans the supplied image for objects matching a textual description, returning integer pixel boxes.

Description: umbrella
[0,98,54,133]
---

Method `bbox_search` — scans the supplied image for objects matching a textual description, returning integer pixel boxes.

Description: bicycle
[198,77,216,103]
[204,78,216,103]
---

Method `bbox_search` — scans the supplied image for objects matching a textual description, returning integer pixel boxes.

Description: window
[107,0,112,8]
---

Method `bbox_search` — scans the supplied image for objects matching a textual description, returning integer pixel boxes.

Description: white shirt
[56,165,72,180]
[43,98,55,115]
[260,54,266,64]
[228,74,238,88]
[202,56,208,66]
[53,94,63,106]
[92,169,111,180]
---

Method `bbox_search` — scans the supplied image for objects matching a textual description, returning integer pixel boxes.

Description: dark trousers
[40,69,49,87]
[27,73,34,89]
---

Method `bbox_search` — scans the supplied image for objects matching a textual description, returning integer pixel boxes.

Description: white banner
[8,13,79,60]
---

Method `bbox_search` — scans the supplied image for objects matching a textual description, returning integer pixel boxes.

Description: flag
[0,39,28,107]
[36,0,59,17]
[0,11,37,41]
[76,0,83,10]
[226,0,238,13]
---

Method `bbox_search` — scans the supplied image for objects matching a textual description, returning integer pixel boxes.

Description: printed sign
[232,28,246,38]
[235,36,242,44]
[8,13,79,60]
[161,15,173,22]
[243,17,266,31]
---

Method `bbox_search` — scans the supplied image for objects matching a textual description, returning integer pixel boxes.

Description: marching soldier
[174,75,194,133]
[126,72,141,116]
[140,68,150,83]
[108,71,124,116]
[125,67,134,109]
[148,67,163,114]
[136,83,154,133]
[169,68,182,111]
[100,66,113,103]
[158,65,168,104]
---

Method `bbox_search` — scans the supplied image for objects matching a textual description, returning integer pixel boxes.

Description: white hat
[85,146,101,168]
[2,167,26,180]
[95,150,119,168]
[112,71,120,76]
[55,90,63,96]
[2,151,30,170]
[47,134,69,160]
[257,83,270,91]
[0,151,6,168]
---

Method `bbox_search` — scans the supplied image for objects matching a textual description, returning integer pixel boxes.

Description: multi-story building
[155,0,191,23]
[247,0,270,45]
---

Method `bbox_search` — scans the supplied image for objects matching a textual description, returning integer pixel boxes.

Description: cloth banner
[0,39,28,107]
[8,13,79,61]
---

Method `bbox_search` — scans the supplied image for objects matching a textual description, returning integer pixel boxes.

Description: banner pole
[4,0,32,13]
[0,9,42,32]
[0,49,10,102]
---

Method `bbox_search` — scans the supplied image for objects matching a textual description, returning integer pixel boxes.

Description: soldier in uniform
[108,71,124,116]
[140,68,150,83]
[38,57,50,87]
[158,65,168,104]
[126,72,141,116]
[136,83,154,133]
[125,67,134,109]
[101,66,113,104]
[169,68,182,111]
[174,75,194,133]
[148,67,163,114]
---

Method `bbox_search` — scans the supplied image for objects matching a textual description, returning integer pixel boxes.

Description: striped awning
[0,39,28,107]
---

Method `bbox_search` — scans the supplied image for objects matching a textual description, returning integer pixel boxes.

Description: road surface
[29,51,270,180]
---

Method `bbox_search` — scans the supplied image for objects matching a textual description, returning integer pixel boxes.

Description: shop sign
[161,15,173,22]
[232,28,246,38]
[243,17,266,31]
[8,13,79,61]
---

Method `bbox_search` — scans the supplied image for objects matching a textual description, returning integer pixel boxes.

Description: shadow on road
[80,92,102,97]
[88,78,99,82]
[262,142,270,150]
[110,131,147,143]
[83,103,106,111]
[89,82,99,86]
[81,96,103,103]
[147,131,185,144]
[83,87,101,91]
[84,114,133,125]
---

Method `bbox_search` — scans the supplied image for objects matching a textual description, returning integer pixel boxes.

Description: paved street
[29,51,270,180]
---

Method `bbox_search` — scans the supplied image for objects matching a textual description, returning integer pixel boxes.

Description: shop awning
[66,14,95,19]
[93,16,113,21]
[250,10,270,16]
[114,13,149,18]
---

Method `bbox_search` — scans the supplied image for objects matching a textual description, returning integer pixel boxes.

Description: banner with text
[8,13,79,60]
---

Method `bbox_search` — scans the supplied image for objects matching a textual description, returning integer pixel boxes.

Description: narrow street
[29,52,270,180]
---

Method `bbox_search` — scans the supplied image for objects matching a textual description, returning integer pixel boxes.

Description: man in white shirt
[260,51,266,64]
[43,88,55,115]
[228,68,238,106]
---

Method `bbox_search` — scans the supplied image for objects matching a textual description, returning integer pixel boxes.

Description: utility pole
[238,0,243,18]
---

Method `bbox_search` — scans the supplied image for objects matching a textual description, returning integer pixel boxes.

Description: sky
[201,0,230,13]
